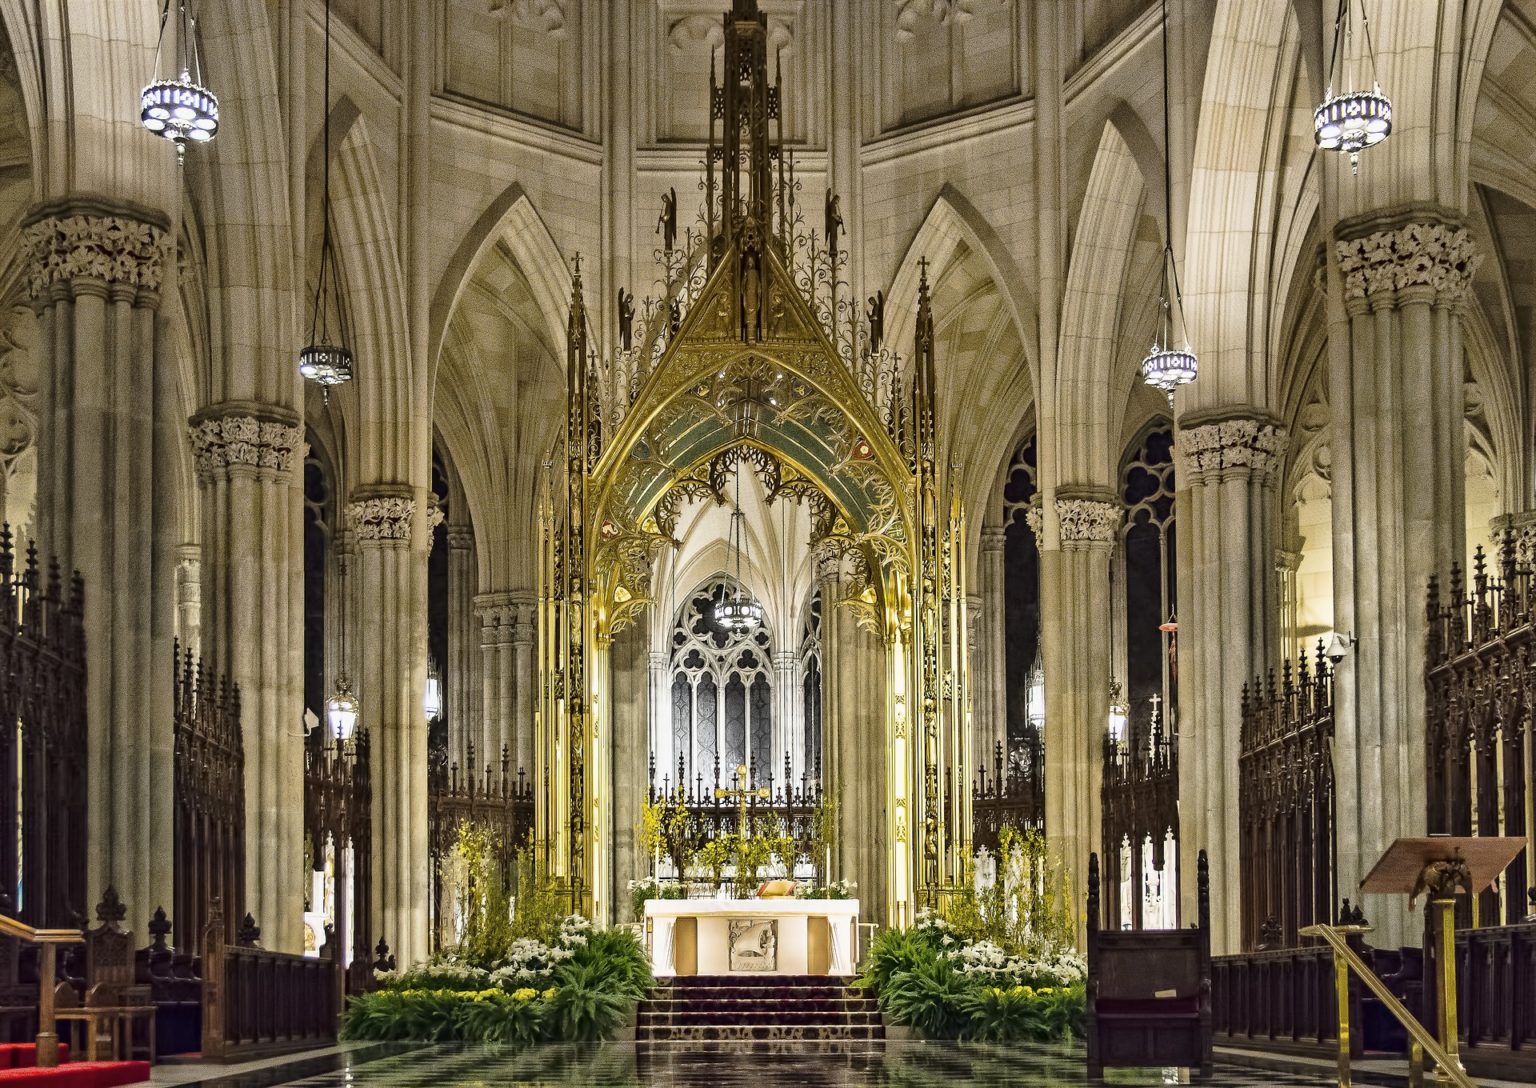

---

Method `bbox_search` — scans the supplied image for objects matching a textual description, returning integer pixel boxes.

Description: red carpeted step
[0,1045,70,1069]
[638,974,886,1044]
[0,1062,150,1088]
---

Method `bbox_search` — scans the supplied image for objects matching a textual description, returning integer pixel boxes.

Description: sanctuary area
[0,0,1531,1085]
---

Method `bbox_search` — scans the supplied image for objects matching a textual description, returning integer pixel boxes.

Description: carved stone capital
[1334,220,1480,308]
[1023,500,1044,544]
[188,409,306,483]
[1176,417,1289,482]
[22,207,173,298]
[1055,498,1120,549]
[489,0,567,36]
[348,492,415,544]
[979,524,1007,552]
[446,524,474,551]
[475,591,520,631]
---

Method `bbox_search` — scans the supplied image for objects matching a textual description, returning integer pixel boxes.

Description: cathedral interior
[0,0,1532,1084]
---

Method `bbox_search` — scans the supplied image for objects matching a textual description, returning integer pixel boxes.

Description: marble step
[635,1022,887,1042]
[637,1009,885,1027]
[639,996,879,1011]
[650,984,866,1001]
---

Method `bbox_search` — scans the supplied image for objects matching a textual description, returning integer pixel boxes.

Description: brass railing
[1300,921,1472,1088]
[0,914,84,1067]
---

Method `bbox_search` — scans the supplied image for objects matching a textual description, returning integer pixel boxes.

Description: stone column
[648,650,671,788]
[348,490,429,967]
[25,203,180,926]
[446,526,476,753]
[175,544,201,657]
[976,525,1007,767]
[1173,417,1287,953]
[774,650,801,782]
[609,617,649,921]
[1039,495,1117,930]
[473,592,515,765]
[819,555,887,924]
[1328,216,1477,948]
[511,595,537,775]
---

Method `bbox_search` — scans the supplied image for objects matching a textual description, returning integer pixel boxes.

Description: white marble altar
[644,897,860,977]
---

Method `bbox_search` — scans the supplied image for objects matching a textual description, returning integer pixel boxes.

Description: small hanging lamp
[327,554,359,742]
[1141,0,1198,404]
[299,0,355,390]
[716,463,764,634]
[140,0,219,162]
[1313,0,1392,174]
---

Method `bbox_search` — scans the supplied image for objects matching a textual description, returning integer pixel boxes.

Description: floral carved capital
[348,495,415,543]
[1055,498,1120,548]
[188,414,306,482]
[22,213,173,296]
[1176,419,1288,481]
[1334,221,1480,306]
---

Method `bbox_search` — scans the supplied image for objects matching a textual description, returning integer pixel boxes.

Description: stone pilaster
[175,544,201,656]
[1174,414,1287,953]
[1040,493,1117,932]
[1329,214,1478,947]
[511,596,537,774]
[348,488,429,967]
[445,525,476,755]
[26,201,180,928]
[189,405,308,951]
[474,592,517,767]
[773,650,802,781]
[648,650,671,787]
[609,617,649,922]
[976,525,1008,768]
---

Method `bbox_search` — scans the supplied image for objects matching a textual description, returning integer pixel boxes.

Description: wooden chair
[1085,848,1212,1080]
[55,890,155,1063]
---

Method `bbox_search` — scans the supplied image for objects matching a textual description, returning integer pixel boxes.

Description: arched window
[1001,433,1039,762]
[303,441,335,722]
[1120,426,1177,742]
[669,577,774,782]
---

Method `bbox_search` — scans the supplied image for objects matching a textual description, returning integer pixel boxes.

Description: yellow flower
[1010,985,1026,995]
[1038,987,1054,995]
[542,987,558,1001]
[513,987,538,1002]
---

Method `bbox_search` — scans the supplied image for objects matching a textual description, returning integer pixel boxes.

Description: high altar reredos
[534,0,971,928]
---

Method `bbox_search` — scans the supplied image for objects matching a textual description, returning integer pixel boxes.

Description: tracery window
[670,577,774,782]
[799,589,822,780]
[1120,426,1177,741]
[1001,433,1039,762]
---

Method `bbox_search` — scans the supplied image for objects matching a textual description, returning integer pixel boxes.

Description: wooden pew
[1086,848,1213,1080]
[200,907,339,1061]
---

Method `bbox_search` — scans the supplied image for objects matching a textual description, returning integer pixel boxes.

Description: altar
[644,898,860,977]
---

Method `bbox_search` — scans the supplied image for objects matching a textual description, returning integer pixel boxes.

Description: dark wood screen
[972,731,1044,853]
[172,641,245,950]
[0,530,87,926]
[1099,715,1179,929]
[304,730,371,967]
[1427,534,1536,927]
[1238,646,1336,950]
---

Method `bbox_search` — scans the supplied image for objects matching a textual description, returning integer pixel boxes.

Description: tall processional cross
[716,763,769,835]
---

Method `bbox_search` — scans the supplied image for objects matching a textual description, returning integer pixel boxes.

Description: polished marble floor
[241,1042,1400,1088]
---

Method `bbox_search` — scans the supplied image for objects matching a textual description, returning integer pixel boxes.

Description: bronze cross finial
[715,762,769,835]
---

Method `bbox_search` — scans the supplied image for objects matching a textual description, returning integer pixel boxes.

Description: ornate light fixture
[141,0,219,162]
[1141,0,1198,404]
[326,553,359,741]
[1314,0,1392,174]
[423,658,443,723]
[1026,644,1045,731]
[1107,680,1129,745]
[299,0,354,391]
[716,464,763,633]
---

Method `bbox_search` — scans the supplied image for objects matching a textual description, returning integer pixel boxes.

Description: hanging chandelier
[1313,0,1392,173]
[1141,0,1198,403]
[299,0,355,390]
[716,464,763,633]
[140,0,219,162]
[326,554,359,741]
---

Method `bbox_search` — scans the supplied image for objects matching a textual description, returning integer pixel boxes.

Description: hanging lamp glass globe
[717,595,764,633]
[1141,340,1199,396]
[141,2,218,161]
[1313,85,1392,169]
[298,342,355,387]
[326,674,359,741]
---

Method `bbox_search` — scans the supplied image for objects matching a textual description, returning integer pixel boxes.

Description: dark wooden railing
[1455,920,1536,1060]
[1427,536,1535,927]
[1100,712,1178,929]
[972,732,1044,853]
[1239,645,1336,950]
[174,643,244,951]
[1212,944,1348,1054]
[200,907,338,1060]
[0,530,86,927]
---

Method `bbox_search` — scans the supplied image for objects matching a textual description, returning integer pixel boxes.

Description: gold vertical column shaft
[1333,949,1352,1088]
[1433,896,1462,1085]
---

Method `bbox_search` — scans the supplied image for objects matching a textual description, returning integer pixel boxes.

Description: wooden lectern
[1360,836,1526,1084]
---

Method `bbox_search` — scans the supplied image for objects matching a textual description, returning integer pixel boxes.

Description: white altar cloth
[644,897,860,977]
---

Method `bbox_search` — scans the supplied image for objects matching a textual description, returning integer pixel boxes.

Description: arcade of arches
[2,0,1536,1010]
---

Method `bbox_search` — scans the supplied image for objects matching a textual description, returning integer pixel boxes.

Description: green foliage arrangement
[451,821,515,970]
[856,828,1086,1043]
[627,876,686,921]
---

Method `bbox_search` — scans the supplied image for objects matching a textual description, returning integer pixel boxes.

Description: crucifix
[715,763,769,836]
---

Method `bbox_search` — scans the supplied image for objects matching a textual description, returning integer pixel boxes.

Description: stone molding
[896,0,980,40]
[489,0,566,36]
[348,494,415,543]
[1055,498,1120,548]
[1176,418,1288,482]
[189,413,306,482]
[979,525,1007,551]
[476,591,536,638]
[22,211,173,296]
[446,525,474,550]
[1334,221,1480,307]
